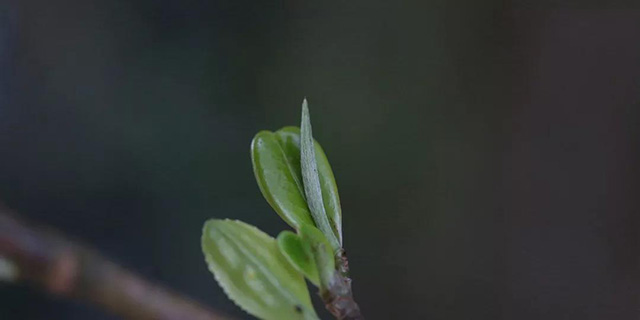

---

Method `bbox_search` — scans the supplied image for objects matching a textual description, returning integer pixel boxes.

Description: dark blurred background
[1,1,639,319]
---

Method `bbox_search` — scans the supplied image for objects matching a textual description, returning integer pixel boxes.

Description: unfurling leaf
[277,224,336,288]
[277,224,335,287]
[201,219,318,320]
[299,224,335,287]
[300,99,341,250]
[277,230,320,286]
[252,124,343,246]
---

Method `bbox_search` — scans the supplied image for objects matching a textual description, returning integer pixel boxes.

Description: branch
[0,204,232,320]
[318,248,363,320]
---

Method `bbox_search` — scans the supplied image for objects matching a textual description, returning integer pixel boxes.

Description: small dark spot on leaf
[295,305,303,313]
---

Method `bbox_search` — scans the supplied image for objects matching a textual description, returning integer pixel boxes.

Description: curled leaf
[300,100,341,250]
[202,219,318,320]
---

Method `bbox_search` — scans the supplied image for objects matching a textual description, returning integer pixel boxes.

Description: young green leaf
[313,243,335,292]
[277,231,320,286]
[252,126,343,243]
[277,225,336,289]
[251,130,315,230]
[300,99,341,251]
[202,219,318,320]
[299,224,335,287]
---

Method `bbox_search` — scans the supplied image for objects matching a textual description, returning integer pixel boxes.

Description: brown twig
[0,204,231,320]
[318,249,363,320]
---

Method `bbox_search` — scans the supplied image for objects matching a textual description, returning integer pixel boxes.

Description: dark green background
[2,1,639,319]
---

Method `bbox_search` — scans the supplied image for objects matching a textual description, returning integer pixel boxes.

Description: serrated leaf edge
[202,219,317,320]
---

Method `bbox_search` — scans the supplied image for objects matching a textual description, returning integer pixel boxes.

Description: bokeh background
[2,1,639,319]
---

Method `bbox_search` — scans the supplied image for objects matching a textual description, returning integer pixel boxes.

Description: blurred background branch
[0,204,230,320]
